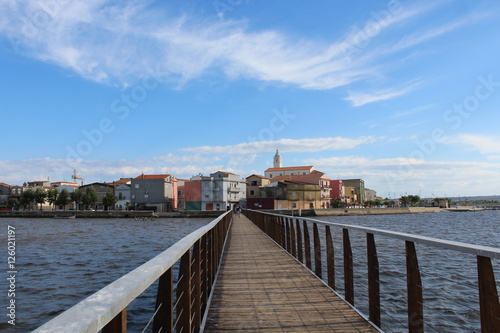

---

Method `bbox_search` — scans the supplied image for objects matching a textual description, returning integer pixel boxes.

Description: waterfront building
[264,165,315,179]
[0,182,11,204]
[80,182,116,210]
[130,174,178,212]
[200,171,246,211]
[51,181,79,188]
[246,174,270,198]
[330,180,344,202]
[114,184,131,210]
[342,179,365,204]
[26,180,51,188]
[365,188,377,202]
[344,186,358,205]
[184,179,202,210]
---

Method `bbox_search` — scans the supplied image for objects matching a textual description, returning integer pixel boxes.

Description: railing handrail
[33,210,232,333]
[261,211,500,259]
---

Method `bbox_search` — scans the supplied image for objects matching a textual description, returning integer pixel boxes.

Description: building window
[250,190,255,195]
[135,184,139,189]
[251,181,257,186]
[292,203,297,208]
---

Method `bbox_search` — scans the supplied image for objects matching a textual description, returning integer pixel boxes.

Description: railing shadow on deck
[244,209,500,333]
[33,211,233,333]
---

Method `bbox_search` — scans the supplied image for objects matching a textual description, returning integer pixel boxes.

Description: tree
[56,189,71,210]
[399,195,421,207]
[102,190,117,210]
[20,189,36,211]
[70,189,83,211]
[82,186,99,210]
[34,188,47,210]
[330,198,346,208]
[7,198,19,210]
[47,188,59,211]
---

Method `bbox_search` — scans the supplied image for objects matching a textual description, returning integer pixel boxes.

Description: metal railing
[244,209,500,333]
[33,211,232,333]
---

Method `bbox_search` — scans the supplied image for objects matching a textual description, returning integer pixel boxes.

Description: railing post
[285,218,291,252]
[290,218,297,257]
[102,308,126,333]
[406,240,423,333]
[367,233,381,328]
[477,255,500,333]
[200,234,208,315]
[325,225,335,290]
[313,222,322,278]
[296,219,303,263]
[177,251,191,333]
[343,228,354,305]
[153,268,173,333]
[303,220,312,270]
[192,239,202,332]
[280,216,286,248]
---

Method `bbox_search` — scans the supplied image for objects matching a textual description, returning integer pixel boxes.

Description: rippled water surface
[0,211,499,333]
[0,217,211,333]
[316,210,500,333]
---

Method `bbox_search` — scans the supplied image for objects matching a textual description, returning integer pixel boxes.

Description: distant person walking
[234,205,241,218]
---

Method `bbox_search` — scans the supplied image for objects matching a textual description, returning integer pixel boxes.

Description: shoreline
[0,207,448,219]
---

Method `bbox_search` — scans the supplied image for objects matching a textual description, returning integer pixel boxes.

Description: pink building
[330,180,344,201]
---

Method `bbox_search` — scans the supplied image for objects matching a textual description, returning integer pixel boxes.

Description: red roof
[246,174,270,179]
[265,166,314,172]
[134,174,171,180]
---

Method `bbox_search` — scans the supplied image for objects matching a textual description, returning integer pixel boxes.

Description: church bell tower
[273,149,282,168]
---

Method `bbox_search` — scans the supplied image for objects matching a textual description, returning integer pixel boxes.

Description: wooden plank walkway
[203,215,380,332]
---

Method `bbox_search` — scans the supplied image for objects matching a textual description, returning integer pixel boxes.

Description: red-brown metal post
[303,220,312,270]
[313,222,322,278]
[406,240,423,333]
[477,255,500,333]
[192,239,202,332]
[367,233,381,328]
[290,218,297,257]
[153,268,173,333]
[325,225,335,290]
[343,228,354,305]
[102,309,127,333]
[176,251,191,333]
[296,219,303,263]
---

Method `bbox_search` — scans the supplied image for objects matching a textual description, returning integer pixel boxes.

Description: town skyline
[1,1,500,198]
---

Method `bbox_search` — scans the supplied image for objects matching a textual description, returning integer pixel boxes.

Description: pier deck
[204,215,379,332]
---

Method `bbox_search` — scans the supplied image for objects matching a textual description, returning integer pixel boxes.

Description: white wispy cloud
[443,134,500,155]
[345,79,423,107]
[180,136,380,154]
[0,0,477,91]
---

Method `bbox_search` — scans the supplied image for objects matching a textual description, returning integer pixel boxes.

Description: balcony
[227,187,242,193]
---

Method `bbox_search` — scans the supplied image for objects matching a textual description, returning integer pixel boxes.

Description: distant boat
[54,215,76,219]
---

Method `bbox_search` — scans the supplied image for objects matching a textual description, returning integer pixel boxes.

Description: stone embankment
[0,207,442,219]
[273,207,442,217]
[0,210,225,218]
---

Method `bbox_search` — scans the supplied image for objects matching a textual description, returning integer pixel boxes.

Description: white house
[200,171,246,211]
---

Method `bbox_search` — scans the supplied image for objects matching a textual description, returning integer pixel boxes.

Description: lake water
[315,210,500,333]
[0,211,499,332]
[0,217,212,333]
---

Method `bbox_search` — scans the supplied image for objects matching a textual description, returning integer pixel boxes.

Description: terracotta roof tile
[265,166,314,172]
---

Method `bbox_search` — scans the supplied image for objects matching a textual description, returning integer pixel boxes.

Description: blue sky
[1,0,500,198]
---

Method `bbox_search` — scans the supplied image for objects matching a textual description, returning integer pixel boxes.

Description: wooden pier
[203,215,379,332]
